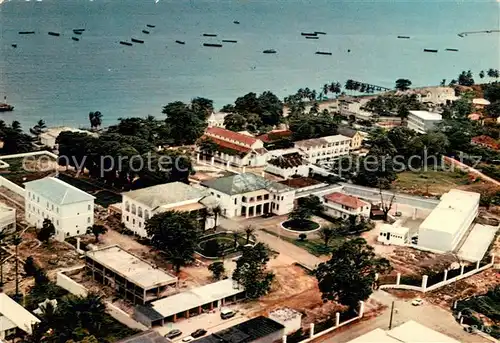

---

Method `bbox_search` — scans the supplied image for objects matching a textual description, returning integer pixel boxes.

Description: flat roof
[123,182,205,209]
[347,328,400,343]
[151,279,244,318]
[388,320,460,343]
[86,245,177,289]
[409,110,442,121]
[457,223,497,262]
[419,189,479,234]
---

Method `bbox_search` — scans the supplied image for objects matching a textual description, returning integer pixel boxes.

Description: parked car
[411,298,423,306]
[220,308,236,319]
[411,234,418,244]
[191,329,207,338]
[181,336,193,342]
[165,329,182,339]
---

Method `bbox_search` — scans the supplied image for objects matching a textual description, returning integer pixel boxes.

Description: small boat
[305,36,319,40]
[175,40,185,45]
[458,33,465,37]
[11,44,17,48]
[263,49,276,54]
[203,43,222,47]
[146,24,155,28]
[0,103,14,112]
[73,31,82,35]
[71,37,79,41]
[18,31,35,34]
[73,28,85,32]
[131,38,144,43]
[142,30,150,34]
[445,48,459,52]
[397,35,410,39]
[314,31,326,35]
[119,41,133,46]
[222,39,237,43]
[347,49,351,53]
[233,21,240,24]
[48,32,60,36]
[301,32,317,36]
[203,33,217,37]
[315,51,332,55]
[424,49,438,53]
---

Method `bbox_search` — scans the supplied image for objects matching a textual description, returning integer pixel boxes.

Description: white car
[181,336,194,342]
[412,298,423,306]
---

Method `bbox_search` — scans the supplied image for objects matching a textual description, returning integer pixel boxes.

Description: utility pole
[388,301,395,329]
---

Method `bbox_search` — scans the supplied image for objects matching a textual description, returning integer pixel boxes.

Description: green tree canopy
[395,78,412,91]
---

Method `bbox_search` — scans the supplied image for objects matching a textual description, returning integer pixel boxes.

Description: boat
[314,31,326,35]
[142,30,150,34]
[131,38,144,43]
[305,36,319,39]
[315,51,332,55]
[397,35,410,39]
[203,43,222,47]
[233,20,240,24]
[73,28,85,32]
[146,24,155,28]
[301,32,317,36]
[73,31,82,35]
[48,32,60,36]
[71,37,79,41]
[175,40,185,45]
[445,48,459,52]
[203,34,217,37]
[0,103,14,112]
[11,44,17,48]
[222,39,237,43]
[423,49,438,53]
[263,49,276,54]
[119,41,133,46]
[18,31,35,34]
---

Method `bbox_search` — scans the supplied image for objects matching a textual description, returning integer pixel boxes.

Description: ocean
[0,0,499,130]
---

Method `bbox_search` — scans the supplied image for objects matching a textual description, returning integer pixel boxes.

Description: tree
[232,243,274,299]
[208,261,225,280]
[315,238,391,309]
[30,119,47,136]
[243,225,255,244]
[210,205,222,229]
[318,227,336,247]
[87,224,107,243]
[88,111,103,130]
[479,70,485,79]
[458,70,474,86]
[24,256,38,276]
[145,211,200,273]
[395,79,412,91]
[13,234,22,296]
[38,219,55,243]
[191,97,214,117]
[298,233,307,241]
[288,206,313,223]
[198,138,218,157]
[163,101,208,145]
[487,68,499,79]
[299,195,324,215]
[379,187,396,222]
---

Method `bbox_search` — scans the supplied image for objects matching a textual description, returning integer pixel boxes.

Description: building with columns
[294,135,352,164]
[201,173,295,218]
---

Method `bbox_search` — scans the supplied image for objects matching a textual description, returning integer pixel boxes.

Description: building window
[67,232,70,236]
[138,207,143,218]
[139,222,142,228]
[88,204,91,211]
[126,216,129,222]
[144,210,149,221]
[125,201,130,212]
[51,204,54,211]
[234,198,237,204]
[87,217,91,223]
[276,205,279,210]
[131,204,136,215]
[56,207,59,213]
[37,196,39,203]
[56,220,59,226]
[133,219,135,225]
[217,194,221,198]
[77,230,80,234]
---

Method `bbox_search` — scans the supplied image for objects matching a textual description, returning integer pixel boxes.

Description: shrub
[298,233,307,241]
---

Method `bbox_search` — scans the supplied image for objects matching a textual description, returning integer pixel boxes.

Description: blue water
[1,0,499,129]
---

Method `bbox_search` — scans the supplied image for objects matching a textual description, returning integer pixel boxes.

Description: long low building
[134,279,245,327]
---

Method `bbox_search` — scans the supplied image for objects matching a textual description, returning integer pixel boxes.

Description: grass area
[282,219,320,232]
[393,169,471,196]
[262,228,344,256]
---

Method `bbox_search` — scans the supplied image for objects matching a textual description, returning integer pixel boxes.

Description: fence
[379,255,495,293]
[56,266,88,297]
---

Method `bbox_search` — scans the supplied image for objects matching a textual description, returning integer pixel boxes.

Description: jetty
[18,31,35,35]
[458,29,499,37]
[222,40,237,43]
[175,40,186,45]
[424,49,438,53]
[315,51,332,55]
[203,43,222,47]
[48,32,60,36]
[120,41,133,46]
[131,38,144,43]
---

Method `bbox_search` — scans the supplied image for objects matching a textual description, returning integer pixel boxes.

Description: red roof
[471,135,500,150]
[203,136,251,154]
[206,127,257,146]
[257,130,292,143]
[324,192,366,209]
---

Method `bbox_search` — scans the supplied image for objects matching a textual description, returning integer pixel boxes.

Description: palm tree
[12,234,22,296]
[479,70,485,79]
[232,231,239,249]
[11,120,22,134]
[211,205,222,228]
[322,84,329,97]
[243,225,255,244]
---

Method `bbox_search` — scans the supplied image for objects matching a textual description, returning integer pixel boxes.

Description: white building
[39,127,95,149]
[407,111,442,134]
[201,173,295,218]
[338,96,375,121]
[0,293,40,339]
[398,87,458,106]
[377,223,409,246]
[121,182,216,237]
[418,189,480,252]
[24,177,95,241]
[207,112,228,128]
[265,149,310,179]
[0,205,15,234]
[200,127,268,167]
[322,192,371,220]
[269,308,302,335]
[294,135,352,164]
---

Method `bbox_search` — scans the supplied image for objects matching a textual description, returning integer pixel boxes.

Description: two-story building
[337,127,365,150]
[294,135,352,164]
[322,192,371,220]
[407,110,442,134]
[200,127,268,167]
[201,173,295,218]
[121,182,216,237]
[265,149,310,179]
[207,112,228,128]
[24,177,95,241]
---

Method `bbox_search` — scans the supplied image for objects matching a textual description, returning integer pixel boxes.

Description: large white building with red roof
[200,127,268,167]
[323,192,371,220]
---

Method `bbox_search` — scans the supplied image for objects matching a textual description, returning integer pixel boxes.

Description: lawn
[262,229,344,256]
[393,169,472,196]
[282,219,320,232]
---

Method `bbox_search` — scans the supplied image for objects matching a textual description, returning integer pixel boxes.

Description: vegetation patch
[262,229,344,256]
[282,219,320,232]
[197,232,251,258]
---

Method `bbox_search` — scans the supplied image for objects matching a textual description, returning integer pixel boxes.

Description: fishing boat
[175,40,185,45]
[305,36,319,40]
[120,41,133,46]
[314,31,326,35]
[233,21,240,24]
[142,30,150,34]
[73,28,85,32]
[445,48,459,52]
[263,49,276,54]
[48,32,60,36]
[203,34,217,37]
[71,37,79,41]
[424,49,438,53]
[0,103,14,112]
[11,44,17,48]
[301,32,317,36]
[203,43,222,47]
[131,38,144,43]
[222,39,237,43]
[397,35,410,39]
[146,24,155,28]
[73,31,82,35]
[18,31,35,34]
[315,51,332,55]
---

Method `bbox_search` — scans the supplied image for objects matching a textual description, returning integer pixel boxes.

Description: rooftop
[324,192,367,209]
[471,135,500,150]
[151,279,244,318]
[419,189,480,235]
[116,330,171,343]
[257,130,292,143]
[24,177,95,205]
[294,135,351,149]
[123,182,206,209]
[408,110,442,121]
[472,98,491,106]
[206,127,258,147]
[267,153,308,169]
[337,127,358,138]
[278,177,323,189]
[86,245,177,289]
[380,223,410,236]
[0,293,40,335]
[201,173,292,195]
